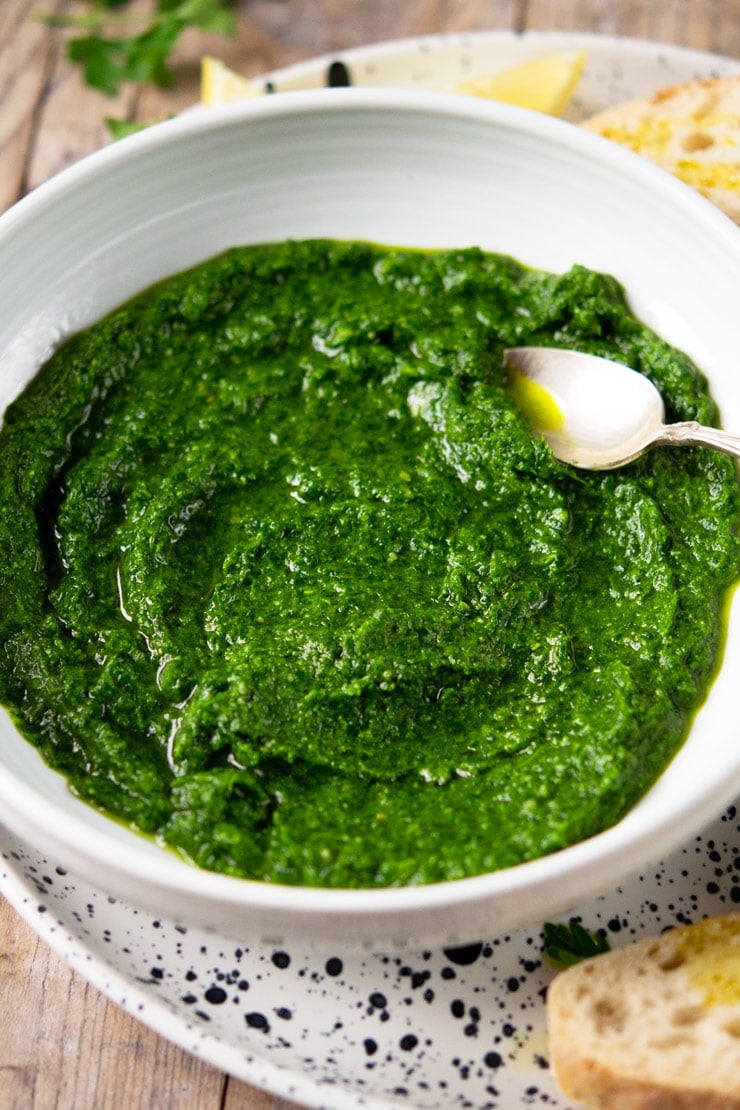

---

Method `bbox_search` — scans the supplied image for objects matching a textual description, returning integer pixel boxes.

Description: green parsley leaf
[104,117,148,140]
[67,34,127,97]
[51,0,236,97]
[105,114,176,139]
[543,919,611,969]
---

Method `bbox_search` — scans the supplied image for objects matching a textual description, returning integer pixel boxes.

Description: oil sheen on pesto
[1,240,738,888]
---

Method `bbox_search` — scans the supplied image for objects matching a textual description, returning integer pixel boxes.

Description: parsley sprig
[543,919,611,969]
[45,0,236,97]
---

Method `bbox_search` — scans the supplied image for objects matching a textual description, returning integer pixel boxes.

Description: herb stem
[38,11,153,30]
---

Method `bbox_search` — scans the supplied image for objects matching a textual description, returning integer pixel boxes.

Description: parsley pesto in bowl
[1,237,738,887]
[0,90,739,945]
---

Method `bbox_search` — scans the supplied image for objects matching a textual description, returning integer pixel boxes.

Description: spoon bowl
[503,346,740,469]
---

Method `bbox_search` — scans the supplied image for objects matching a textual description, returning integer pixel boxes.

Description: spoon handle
[655,421,740,460]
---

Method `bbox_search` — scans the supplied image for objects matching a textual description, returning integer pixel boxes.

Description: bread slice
[546,913,740,1109]
[582,76,740,225]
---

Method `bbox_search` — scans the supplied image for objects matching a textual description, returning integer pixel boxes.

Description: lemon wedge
[201,56,260,107]
[453,51,586,115]
[200,50,586,117]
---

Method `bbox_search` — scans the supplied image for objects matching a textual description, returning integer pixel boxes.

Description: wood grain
[1,1,738,1107]
[0,0,56,212]
[525,0,739,54]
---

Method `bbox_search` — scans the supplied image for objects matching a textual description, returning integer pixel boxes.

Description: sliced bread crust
[546,913,740,1109]
[583,75,740,224]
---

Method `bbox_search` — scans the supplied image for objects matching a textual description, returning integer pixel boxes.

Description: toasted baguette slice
[583,76,740,224]
[547,913,740,1109]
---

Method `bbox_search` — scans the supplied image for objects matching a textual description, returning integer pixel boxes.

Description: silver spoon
[503,346,740,470]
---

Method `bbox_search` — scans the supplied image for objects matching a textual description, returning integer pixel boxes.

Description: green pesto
[0,239,738,887]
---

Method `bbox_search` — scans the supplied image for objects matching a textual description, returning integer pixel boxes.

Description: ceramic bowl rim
[1,86,739,925]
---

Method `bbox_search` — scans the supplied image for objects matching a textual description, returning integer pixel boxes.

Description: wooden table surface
[1,1,739,1107]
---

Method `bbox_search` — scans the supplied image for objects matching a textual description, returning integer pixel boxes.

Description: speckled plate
[254,29,740,121]
[2,805,739,1109]
[3,31,740,1109]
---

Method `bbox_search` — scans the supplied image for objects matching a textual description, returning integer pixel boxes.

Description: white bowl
[1,88,739,948]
